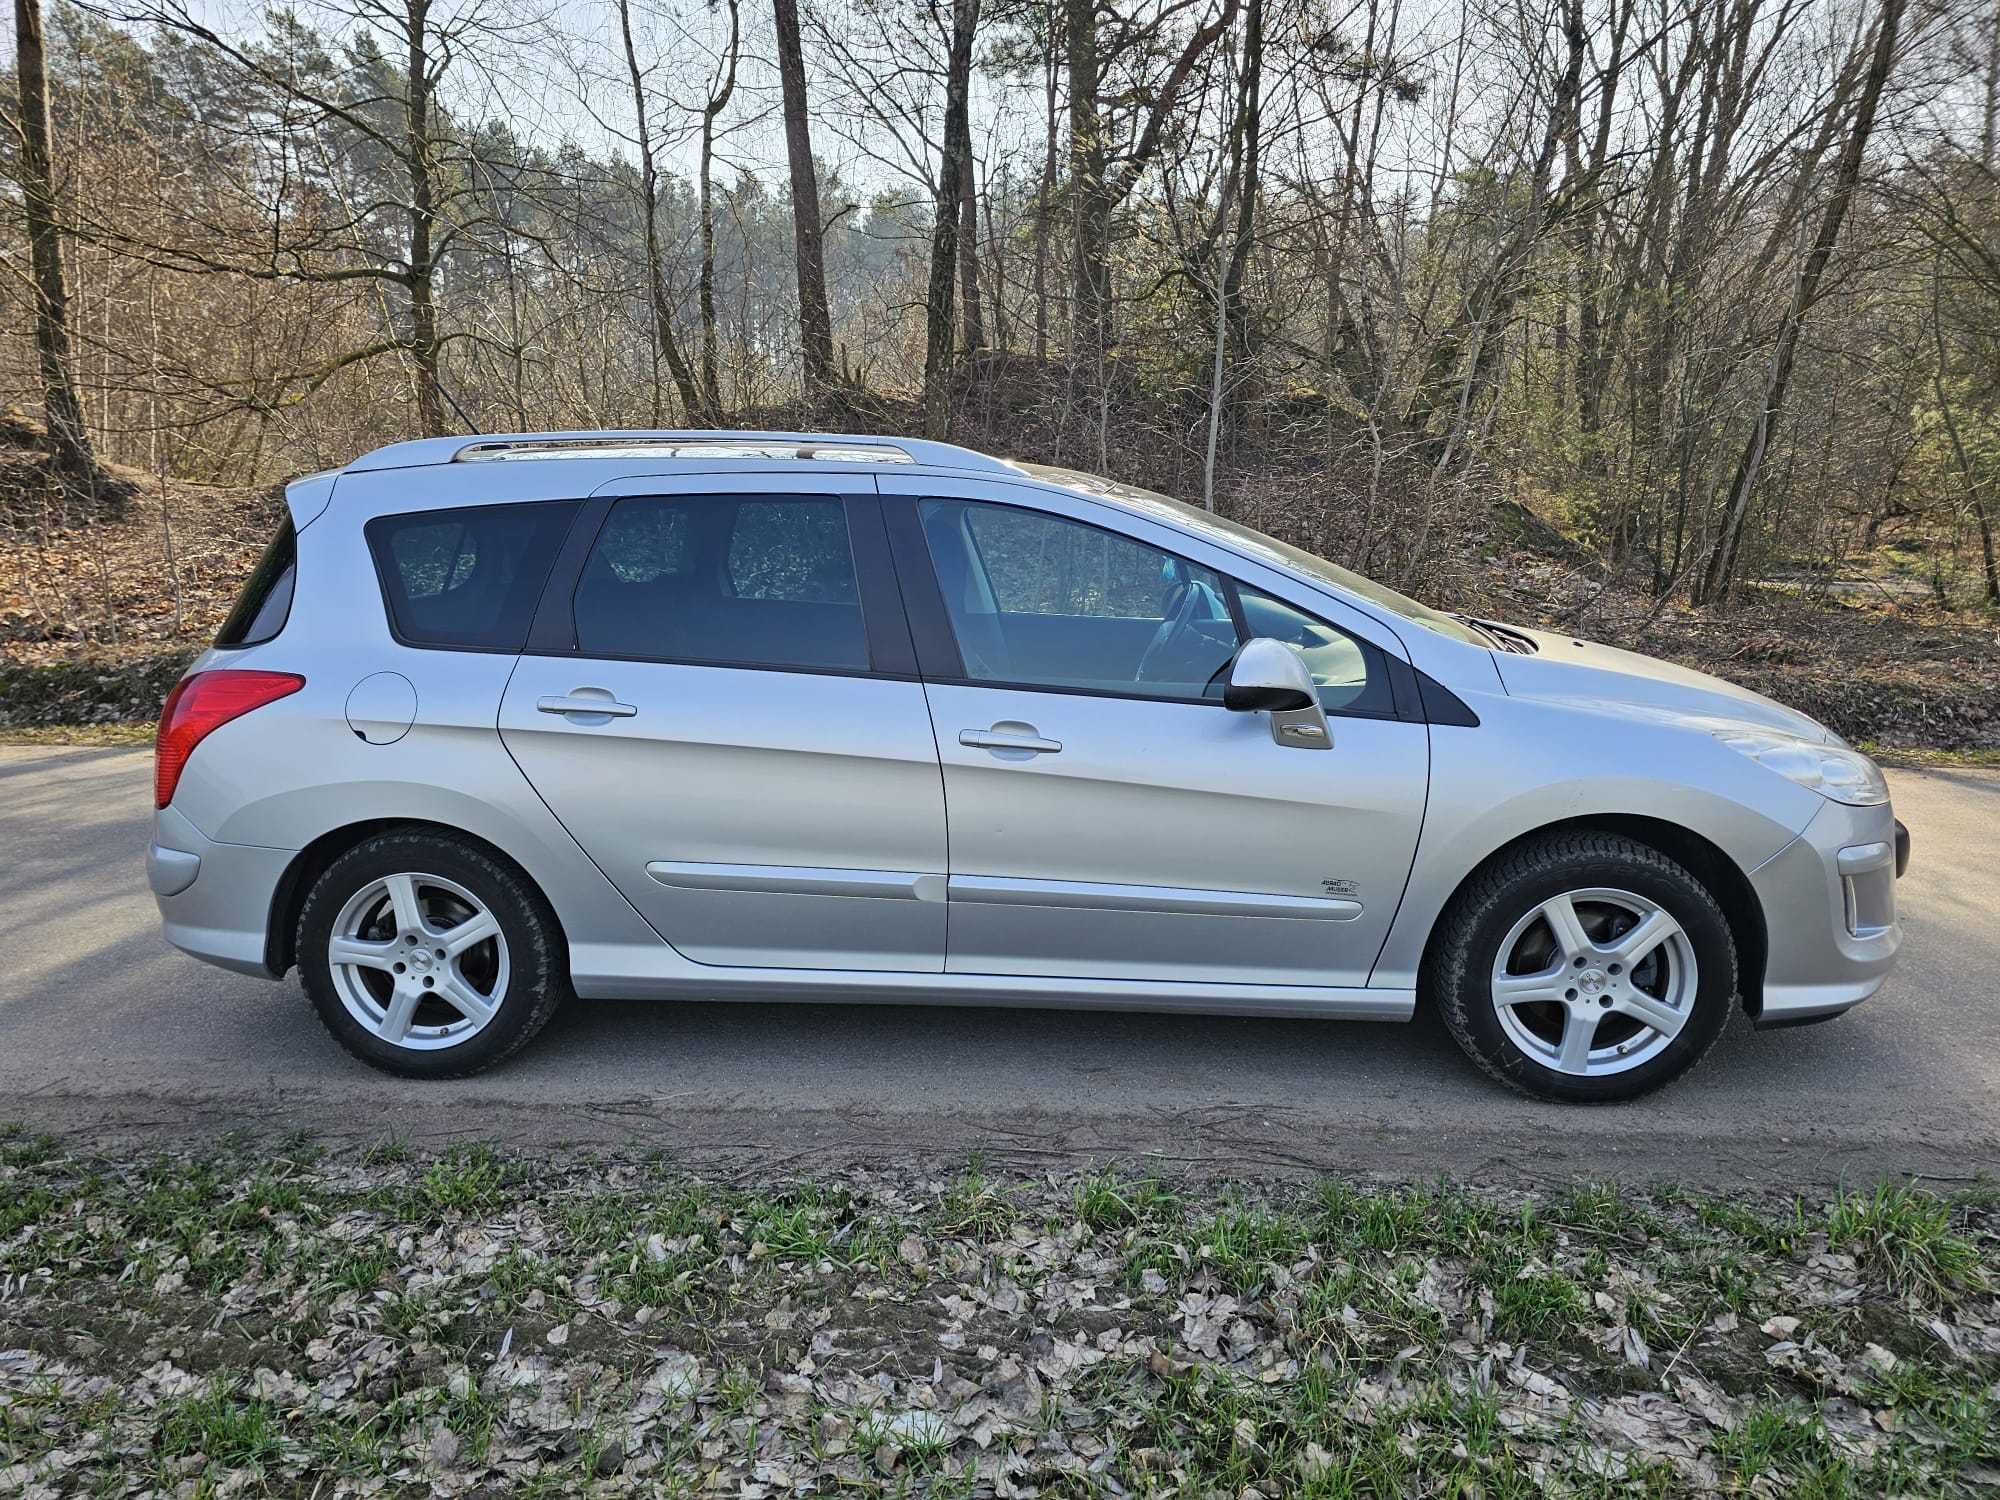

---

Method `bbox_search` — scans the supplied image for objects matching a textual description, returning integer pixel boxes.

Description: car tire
[297,830,569,1078]
[1428,830,1736,1103]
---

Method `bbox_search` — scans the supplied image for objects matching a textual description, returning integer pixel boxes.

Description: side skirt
[567,944,1415,1021]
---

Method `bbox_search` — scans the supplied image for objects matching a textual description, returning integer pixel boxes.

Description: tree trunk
[773,0,835,400]
[1066,0,1108,361]
[958,134,984,355]
[1697,0,1904,603]
[1034,3,1057,363]
[1221,0,1261,363]
[401,0,449,437]
[618,0,709,426]
[1069,0,1237,362]
[16,0,96,479]
[923,0,978,437]
[699,0,740,418]
[1203,43,1243,512]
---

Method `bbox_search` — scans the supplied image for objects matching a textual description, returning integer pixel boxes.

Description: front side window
[573,495,868,671]
[919,499,1238,699]
[366,501,578,650]
[1237,584,1394,716]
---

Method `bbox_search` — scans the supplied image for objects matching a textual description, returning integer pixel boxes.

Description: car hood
[1487,623,1836,744]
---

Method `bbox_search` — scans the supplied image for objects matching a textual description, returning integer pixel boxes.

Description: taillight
[155,669,304,808]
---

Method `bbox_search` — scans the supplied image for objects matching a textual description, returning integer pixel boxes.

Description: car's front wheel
[297,831,568,1077]
[1429,831,1736,1102]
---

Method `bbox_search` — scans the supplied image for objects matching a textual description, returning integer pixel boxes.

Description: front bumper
[149,804,295,978]
[1748,802,1905,1026]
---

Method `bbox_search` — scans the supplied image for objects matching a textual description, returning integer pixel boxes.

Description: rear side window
[573,495,868,671]
[215,517,297,647]
[367,501,578,650]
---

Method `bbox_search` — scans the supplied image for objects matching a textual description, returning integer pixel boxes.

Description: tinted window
[728,500,859,603]
[574,496,868,671]
[215,517,296,647]
[366,501,578,650]
[1239,584,1393,716]
[920,499,1238,699]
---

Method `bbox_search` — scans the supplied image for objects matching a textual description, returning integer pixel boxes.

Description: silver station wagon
[148,432,1908,1101]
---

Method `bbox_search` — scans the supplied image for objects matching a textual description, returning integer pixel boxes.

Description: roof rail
[343,430,1018,476]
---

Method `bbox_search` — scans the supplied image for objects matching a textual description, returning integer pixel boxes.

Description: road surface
[2,744,1994,1187]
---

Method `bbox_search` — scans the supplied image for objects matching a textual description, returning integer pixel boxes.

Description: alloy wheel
[1489,886,1698,1077]
[326,872,509,1051]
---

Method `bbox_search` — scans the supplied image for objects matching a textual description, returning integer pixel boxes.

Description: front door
[887,487,1427,987]
[499,475,947,970]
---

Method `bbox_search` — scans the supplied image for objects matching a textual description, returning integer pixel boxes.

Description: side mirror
[1224,638,1332,750]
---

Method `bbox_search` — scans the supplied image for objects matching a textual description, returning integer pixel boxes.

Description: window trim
[888,493,1414,722]
[366,499,585,655]
[526,490,917,679]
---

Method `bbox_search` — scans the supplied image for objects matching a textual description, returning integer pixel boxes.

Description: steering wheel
[1136,579,1214,683]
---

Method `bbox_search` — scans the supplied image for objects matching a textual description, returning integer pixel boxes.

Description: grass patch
[2,1138,1995,1498]
[1821,1183,1990,1304]
[154,1377,285,1471]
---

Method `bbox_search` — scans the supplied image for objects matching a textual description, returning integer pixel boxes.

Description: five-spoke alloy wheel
[1431,832,1735,1102]
[327,872,509,1050]
[299,831,568,1077]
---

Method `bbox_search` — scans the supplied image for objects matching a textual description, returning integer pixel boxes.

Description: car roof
[343,430,1024,477]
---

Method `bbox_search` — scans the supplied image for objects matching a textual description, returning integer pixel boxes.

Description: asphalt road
[2,744,1995,1188]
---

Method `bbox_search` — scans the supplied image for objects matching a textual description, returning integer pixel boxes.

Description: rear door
[880,479,1428,987]
[498,472,947,970]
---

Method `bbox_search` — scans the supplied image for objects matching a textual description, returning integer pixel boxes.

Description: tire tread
[1427,830,1736,1103]
[297,830,568,1079]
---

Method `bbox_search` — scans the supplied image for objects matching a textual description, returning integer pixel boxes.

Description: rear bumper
[1749,801,1904,1026]
[149,805,293,978]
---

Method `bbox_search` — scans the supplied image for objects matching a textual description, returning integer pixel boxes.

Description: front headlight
[1710,726,1888,806]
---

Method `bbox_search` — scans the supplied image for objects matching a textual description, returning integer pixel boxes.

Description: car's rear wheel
[298,831,567,1077]
[1429,831,1736,1102]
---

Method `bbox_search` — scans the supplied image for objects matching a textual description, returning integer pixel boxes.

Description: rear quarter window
[366,501,579,650]
[215,517,297,647]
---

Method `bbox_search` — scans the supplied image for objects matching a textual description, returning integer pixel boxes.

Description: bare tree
[13,0,96,479]
[698,0,742,414]
[1698,0,1907,601]
[773,0,835,398]
[923,0,979,435]
[617,0,711,426]
[1068,0,1240,359]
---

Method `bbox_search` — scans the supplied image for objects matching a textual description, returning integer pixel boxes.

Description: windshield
[1014,463,1491,648]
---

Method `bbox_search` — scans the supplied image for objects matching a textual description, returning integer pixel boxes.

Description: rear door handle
[959,726,1061,755]
[537,691,637,720]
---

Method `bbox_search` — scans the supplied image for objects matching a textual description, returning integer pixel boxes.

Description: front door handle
[538,690,637,720]
[959,724,1061,755]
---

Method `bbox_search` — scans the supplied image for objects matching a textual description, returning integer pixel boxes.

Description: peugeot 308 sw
[148,432,1907,1101]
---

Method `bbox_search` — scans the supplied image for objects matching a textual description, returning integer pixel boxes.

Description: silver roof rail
[344,430,1019,475]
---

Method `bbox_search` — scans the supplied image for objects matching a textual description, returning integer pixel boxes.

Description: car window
[727,500,860,603]
[596,502,690,582]
[1237,584,1394,716]
[366,501,578,651]
[573,495,869,671]
[215,517,296,647]
[919,498,1238,699]
[1015,461,1491,647]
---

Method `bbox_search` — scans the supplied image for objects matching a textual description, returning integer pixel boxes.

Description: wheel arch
[264,819,567,977]
[1416,814,1768,1017]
